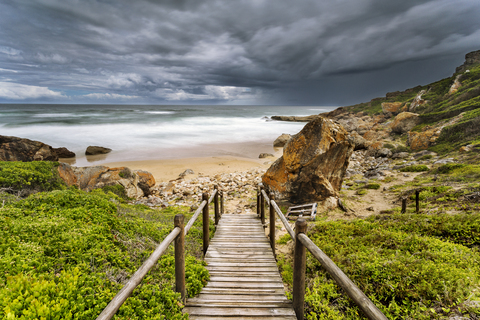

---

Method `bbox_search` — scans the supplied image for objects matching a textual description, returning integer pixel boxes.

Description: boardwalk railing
[96,186,224,320]
[257,183,388,320]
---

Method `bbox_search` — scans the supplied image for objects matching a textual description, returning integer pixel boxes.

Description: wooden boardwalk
[184,213,296,319]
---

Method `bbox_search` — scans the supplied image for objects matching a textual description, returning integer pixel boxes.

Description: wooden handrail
[258,184,387,320]
[96,185,221,320]
[297,233,388,320]
[96,227,181,320]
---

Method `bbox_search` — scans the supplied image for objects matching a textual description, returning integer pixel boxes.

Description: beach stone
[85,146,112,155]
[347,131,370,150]
[381,102,404,116]
[57,162,77,186]
[391,152,409,159]
[273,134,292,147]
[53,147,75,158]
[0,135,59,162]
[259,153,274,158]
[262,117,354,204]
[179,169,194,177]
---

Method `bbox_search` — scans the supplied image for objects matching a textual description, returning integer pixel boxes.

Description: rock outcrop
[390,112,421,134]
[381,102,405,116]
[409,90,427,111]
[86,146,112,155]
[456,50,480,73]
[58,164,156,198]
[271,115,319,122]
[262,117,354,203]
[273,134,292,147]
[0,135,58,161]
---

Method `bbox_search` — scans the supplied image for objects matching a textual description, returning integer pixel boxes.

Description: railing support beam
[214,185,220,225]
[260,184,265,226]
[174,214,185,303]
[202,192,210,255]
[293,219,307,320]
[269,192,276,257]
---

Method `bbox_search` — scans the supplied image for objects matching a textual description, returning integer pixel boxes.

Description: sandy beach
[103,152,282,182]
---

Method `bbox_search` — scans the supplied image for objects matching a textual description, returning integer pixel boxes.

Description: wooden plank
[184,213,294,319]
[184,307,296,316]
[188,316,297,320]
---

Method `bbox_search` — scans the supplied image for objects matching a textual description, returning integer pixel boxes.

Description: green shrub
[364,183,380,190]
[436,163,467,174]
[102,184,129,200]
[0,188,209,319]
[0,161,65,194]
[417,154,433,161]
[399,165,429,172]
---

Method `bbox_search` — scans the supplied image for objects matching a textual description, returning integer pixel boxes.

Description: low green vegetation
[0,161,65,195]
[364,183,380,190]
[399,164,429,172]
[0,162,209,319]
[277,217,480,319]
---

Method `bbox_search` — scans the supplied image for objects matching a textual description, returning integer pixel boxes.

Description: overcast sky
[0,0,479,106]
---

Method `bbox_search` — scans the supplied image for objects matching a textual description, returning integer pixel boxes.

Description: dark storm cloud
[0,0,479,104]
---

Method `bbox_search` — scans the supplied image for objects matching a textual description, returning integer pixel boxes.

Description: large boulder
[409,90,427,111]
[347,131,371,150]
[390,112,421,134]
[407,130,440,150]
[262,117,354,203]
[58,164,156,198]
[273,134,292,147]
[0,135,58,161]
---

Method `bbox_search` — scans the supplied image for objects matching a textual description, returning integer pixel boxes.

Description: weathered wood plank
[184,307,296,316]
[183,213,294,319]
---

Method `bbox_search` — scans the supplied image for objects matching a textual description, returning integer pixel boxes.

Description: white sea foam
[143,111,175,115]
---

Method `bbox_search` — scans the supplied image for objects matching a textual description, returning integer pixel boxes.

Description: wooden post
[202,192,209,255]
[214,185,220,225]
[416,190,420,213]
[269,192,276,257]
[256,187,260,217]
[220,191,224,215]
[260,185,265,226]
[293,219,307,320]
[401,197,407,214]
[174,214,185,303]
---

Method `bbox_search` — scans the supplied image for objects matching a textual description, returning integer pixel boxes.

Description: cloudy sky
[0,0,479,106]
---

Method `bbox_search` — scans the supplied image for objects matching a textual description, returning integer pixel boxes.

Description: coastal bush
[0,188,209,319]
[399,164,429,172]
[102,184,129,201]
[277,219,480,319]
[0,161,65,195]
[364,183,380,190]
[434,163,480,182]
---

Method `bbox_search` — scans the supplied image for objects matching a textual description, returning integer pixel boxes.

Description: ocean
[0,104,337,166]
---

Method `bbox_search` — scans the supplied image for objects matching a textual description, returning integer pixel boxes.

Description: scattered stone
[413,150,437,159]
[179,169,195,177]
[376,148,393,158]
[434,158,455,165]
[259,153,274,158]
[459,145,472,152]
[390,112,421,134]
[391,152,409,159]
[271,115,319,122]
[366,206,374,211]
[85,146,112,155]
[273,134,292,147]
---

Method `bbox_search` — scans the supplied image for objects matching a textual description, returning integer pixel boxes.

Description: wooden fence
[95,186,224,320]
[258,183,388,320]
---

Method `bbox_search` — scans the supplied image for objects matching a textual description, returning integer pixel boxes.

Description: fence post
[220,191,224,215]
[260,185,265,226]
[269,192,276,257]
[214,185,220,225]
[174,214,185,303]
[256,187,260,217]
[293,219,307,320]
[415,190,420,213]
[401,197,407,214]
[202,192,209,255]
